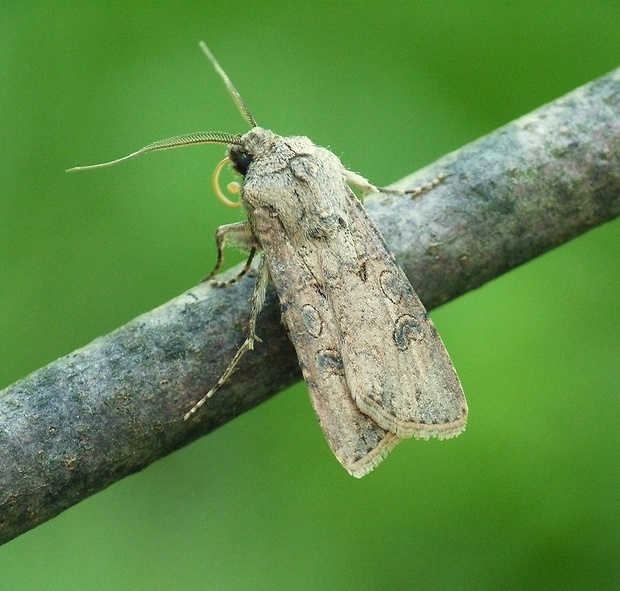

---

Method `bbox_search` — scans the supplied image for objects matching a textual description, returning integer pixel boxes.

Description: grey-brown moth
[68,43,468,477]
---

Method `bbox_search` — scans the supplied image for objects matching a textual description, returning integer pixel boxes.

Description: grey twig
[1,69,619,545]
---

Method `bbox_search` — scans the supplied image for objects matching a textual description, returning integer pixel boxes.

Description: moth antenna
[66,131,241,172]
[199,41,257,129]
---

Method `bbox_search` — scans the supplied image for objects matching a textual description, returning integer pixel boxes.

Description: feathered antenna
[67,43,256,172]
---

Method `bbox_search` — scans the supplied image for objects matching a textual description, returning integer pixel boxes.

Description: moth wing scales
[326,190,468,439]
[251,206,400,477]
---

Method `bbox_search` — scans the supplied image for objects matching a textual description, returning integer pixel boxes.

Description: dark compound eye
[229,150,253,176]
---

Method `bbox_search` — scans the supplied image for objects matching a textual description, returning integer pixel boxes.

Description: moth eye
[230,150,253,176]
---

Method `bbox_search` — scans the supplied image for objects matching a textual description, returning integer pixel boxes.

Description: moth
[69,43,468,477]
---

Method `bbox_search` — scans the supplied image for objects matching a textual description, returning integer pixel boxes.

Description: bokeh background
[1,1,619,589]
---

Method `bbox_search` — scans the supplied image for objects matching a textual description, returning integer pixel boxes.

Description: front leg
[202,221,260,286]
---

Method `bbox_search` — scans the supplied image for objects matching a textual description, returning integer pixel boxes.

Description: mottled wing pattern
[244,136,465,475]
[251,206,400,477]
[324,189,467,439]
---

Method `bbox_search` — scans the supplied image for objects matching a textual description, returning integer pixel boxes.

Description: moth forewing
[250,205,401,477]
[334,193,467,439]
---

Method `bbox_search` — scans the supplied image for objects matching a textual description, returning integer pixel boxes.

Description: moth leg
[344,168,446,199]
[207,248,257,288]
[343,170,381,194]
[202,221,259,286]
[396,173,446,198]
[184,254,269,420]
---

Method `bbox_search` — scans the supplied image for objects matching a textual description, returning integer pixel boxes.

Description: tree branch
[1,68,619,545]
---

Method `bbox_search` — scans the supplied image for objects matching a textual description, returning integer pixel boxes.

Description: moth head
[228,147,253,176]
[227,127,279,176]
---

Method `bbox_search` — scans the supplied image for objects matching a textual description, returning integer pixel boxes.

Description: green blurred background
[1,1,619,589]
